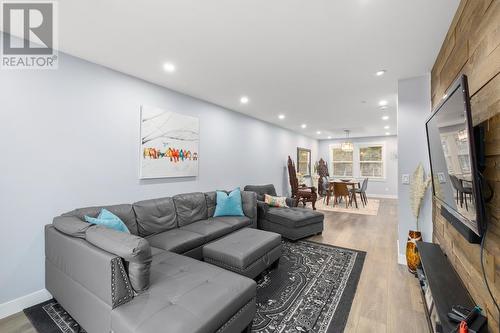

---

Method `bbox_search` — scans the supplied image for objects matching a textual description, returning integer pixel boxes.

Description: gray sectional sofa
[45,191,258,333]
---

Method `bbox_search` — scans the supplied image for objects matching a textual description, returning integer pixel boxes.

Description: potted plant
[406,163,431,273]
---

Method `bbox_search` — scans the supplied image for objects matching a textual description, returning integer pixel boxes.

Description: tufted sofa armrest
[85,225,152,292]
[52,216,152,293]
[46,222,135,311]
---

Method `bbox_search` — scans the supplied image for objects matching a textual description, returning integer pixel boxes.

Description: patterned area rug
[24,241,365,333]
[253,240,365,332]
[316,198,380,216]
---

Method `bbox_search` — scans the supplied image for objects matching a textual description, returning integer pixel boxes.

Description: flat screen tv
[425,75,486,242]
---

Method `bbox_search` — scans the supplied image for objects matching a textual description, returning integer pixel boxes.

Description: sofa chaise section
[244,184,324,241]
[111,251,256,333]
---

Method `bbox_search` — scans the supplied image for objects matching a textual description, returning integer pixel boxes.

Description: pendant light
[341,130,353,152]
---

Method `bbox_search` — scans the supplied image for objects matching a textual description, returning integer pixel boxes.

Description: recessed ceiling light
[316,131,322,135]
[382,115,389,120]
[327,136,332,139]
[278,114,285,120]
[385,132,390,135]
[384,125,390,129]
[240,96,249,104]
[379,100,388,106]
[375,70,387,76]
[379,105,388,110]
[163,62,176,73]
[301,124,307,129]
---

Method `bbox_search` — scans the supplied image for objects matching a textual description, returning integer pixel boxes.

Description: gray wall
[0,50,318,305]
[397,75,432,261]
[317,136,399,197]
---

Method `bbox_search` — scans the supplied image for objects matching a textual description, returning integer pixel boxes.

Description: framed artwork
[140,105,199,179]
[297,147,311,177]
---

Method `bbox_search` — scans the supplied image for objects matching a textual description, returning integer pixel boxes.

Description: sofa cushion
[205,191,217,217]
[180,219,234,242]
[243,184,277,201]
[63,204,138,235]
[210,216,252,231]
[266,207,324,228]
[146,229,204,254]
[172,192,207,226]
[111,251,256,333]
[133,197,177,237]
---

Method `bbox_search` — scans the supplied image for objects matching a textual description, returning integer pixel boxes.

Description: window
[331,148,353,177]
[359,145,383,178]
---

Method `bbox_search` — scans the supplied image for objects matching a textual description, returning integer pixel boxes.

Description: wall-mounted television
[425,75,486,242]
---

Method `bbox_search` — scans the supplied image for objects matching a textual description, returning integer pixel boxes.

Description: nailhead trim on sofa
[111,257,134,308]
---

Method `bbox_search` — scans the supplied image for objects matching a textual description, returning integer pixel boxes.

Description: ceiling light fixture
[327,136,332,139]
[375,70,387,76]
[341,130,354,152]
[385,132,390,136]
[301,124,307,129]
[163,62,176,73]
[278,114,285,120]
[384,125,390,130]
[240,96,249,104]
[379,105,388,110]
[379,100,388,106]
[382,115,389,120]
[316,131,322,135]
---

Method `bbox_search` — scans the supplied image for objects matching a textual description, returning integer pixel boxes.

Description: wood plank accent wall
[431,0,499,331]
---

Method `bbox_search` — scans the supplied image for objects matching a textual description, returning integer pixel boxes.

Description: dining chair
[350,178,369,207]
[449,174,473,210]
[333,182,351,208]
[322,177,335,205]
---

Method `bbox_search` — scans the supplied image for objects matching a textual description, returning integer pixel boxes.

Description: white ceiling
[54,0,458,139]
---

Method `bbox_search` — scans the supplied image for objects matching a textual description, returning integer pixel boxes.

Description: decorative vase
[406,230,422,274]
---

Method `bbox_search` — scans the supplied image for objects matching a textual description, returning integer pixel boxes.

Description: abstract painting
[140,105,199,178]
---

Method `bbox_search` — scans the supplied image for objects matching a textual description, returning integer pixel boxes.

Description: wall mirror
[297,147,311,177]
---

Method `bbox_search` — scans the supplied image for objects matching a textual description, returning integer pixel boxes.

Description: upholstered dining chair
[350,178,369,207]
[333,182,351,208]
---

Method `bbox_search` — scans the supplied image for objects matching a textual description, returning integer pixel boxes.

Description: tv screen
[425,75,485,238]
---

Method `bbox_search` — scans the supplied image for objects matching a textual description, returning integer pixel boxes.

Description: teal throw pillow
[84,208,130,233]
[213,188,244,217]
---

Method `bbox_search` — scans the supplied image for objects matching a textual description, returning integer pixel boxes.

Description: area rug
[315,198,380,216]
[24,241,365,333]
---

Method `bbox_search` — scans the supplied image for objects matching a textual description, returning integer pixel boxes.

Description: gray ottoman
[203,228,282,279]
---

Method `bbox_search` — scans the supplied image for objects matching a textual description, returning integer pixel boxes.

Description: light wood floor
[309,198,428,333]
[0,198,428,333]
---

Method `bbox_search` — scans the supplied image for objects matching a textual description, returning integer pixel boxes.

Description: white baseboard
[0,289,52,320]
[367,193,398,199]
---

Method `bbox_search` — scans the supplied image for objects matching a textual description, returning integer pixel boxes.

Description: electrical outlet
[402,174,410,184]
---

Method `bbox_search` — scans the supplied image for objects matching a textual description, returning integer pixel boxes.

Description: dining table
[326,178,361,208]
